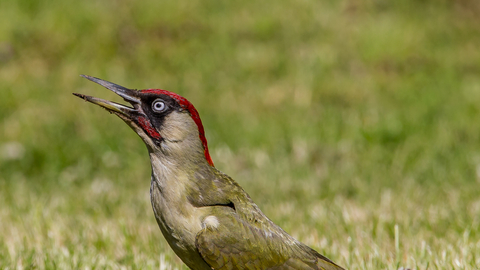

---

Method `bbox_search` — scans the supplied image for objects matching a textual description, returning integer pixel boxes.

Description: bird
[74,75,345,270]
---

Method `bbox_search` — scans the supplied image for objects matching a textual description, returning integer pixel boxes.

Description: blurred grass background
[1,0,480,269]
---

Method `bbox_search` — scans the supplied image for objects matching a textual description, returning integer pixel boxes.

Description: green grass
[1,0,480,269]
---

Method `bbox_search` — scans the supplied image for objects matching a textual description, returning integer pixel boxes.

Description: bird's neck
[153,111,209,166]
[148,135,212,203]
[148,150,214,269]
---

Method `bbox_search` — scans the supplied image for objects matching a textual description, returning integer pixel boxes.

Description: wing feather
[195,211,344,270]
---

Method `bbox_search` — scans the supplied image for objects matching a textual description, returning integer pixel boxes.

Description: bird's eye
[152,99,167,113]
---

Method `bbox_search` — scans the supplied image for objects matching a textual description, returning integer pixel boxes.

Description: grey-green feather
[189,168,345,270]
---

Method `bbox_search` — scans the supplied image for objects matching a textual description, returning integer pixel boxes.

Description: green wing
[195,211,344,270]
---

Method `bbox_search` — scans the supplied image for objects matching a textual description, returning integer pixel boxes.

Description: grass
[1,0,480,269]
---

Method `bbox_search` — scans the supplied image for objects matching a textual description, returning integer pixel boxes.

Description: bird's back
[191,167,345,270]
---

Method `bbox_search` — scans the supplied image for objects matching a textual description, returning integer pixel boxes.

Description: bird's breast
[150,177,212,270]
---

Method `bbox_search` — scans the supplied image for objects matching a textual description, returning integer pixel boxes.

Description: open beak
[75,75,163,143]
[73,75,141,119]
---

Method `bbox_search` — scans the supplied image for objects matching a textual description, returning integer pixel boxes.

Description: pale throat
[125,110,208,197]
[156,111,207,163]
[147,111,207,191]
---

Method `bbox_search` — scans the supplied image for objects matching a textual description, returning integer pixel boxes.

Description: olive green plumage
[76,75,345,270]
[189,168,344,270]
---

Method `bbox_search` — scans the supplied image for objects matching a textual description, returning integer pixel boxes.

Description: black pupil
[155,102,163,110]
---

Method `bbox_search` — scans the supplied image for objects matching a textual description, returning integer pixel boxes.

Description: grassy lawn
[1,0,479,269]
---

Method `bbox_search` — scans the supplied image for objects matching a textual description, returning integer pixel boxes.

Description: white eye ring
[152,99,166,112]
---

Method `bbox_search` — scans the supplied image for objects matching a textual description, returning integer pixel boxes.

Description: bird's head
[74,75,214,167]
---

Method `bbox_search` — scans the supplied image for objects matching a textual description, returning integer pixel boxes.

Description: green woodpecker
[74,75,345,270]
